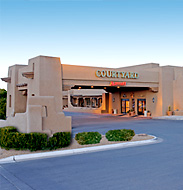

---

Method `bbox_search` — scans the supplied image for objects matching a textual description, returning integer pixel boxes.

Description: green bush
[2,132,29,150]
[0,126,18,147]
[0,89,7,120]
[105,129,135,141]
[47,136,57,150]
[26,133,48,151]
[75,132,102,145]
[0,126,71,151]
[48,132,71,150]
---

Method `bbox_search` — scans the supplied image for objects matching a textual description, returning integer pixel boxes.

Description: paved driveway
[1,112,183,190]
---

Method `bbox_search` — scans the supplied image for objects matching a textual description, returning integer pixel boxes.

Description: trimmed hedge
[75,132,102,145]
[48,132,71,150]
[106,129,135,141]
[0,126,18,148]
[0,126,71,151]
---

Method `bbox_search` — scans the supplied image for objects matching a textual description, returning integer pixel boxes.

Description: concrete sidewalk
[153,116,183,120]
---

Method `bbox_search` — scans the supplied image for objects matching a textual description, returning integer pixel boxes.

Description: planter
[147,113,151,117]
[113,109,117,114]
[167,111,173,116]
[127,112,131,116]
[130,112,135,116]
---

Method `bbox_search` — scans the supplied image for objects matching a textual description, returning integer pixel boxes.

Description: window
[9,95,11,107]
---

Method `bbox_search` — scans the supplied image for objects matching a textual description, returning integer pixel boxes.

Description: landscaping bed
[0,134,154,159]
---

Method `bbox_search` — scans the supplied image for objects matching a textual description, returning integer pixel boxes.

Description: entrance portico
[62,63,159,116]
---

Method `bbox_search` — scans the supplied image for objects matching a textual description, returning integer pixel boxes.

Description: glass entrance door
[121,99,130,114]
[137,99,146,115]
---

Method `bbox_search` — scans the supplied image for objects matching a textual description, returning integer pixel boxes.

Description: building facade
[1,56,183,133]
[62,60,183,116]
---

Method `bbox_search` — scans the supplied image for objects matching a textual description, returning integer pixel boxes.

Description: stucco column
[76,97,79,107]
[94,98,97,107]
[67,91,72,108]
[109,93,113,114]
[101,93,106,111]
[96,97,99,107]
[90,97,93,108]
[83,97,86,107]
[97,97,102,108]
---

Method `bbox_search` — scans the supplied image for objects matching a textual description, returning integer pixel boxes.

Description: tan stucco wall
[7,65,27,117]
[62,64,159,90]
[0,113,27,133]
[154,67,174,116]
[173,68,183,111]
[111,92,121,114]
[1,56,71,135]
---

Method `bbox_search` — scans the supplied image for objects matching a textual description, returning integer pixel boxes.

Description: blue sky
[0,0,183,89]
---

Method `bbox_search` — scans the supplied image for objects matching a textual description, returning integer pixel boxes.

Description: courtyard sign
[95,70,139,79]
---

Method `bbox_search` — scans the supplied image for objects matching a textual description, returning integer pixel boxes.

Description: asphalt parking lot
[1,112,183,190]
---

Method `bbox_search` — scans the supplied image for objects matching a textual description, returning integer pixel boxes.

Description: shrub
[26,133,48,151]
[0,126,17,147]
[0,89,7,120]
[48,132,71,150]
[75,132,102,145]
[2,132,29,150]
[168,106,171,111]
[47,136,57,150]
[0,126,71,151]
[105,129,135,141]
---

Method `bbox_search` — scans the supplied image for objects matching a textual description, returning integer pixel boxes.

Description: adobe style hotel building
[1,56,183,134]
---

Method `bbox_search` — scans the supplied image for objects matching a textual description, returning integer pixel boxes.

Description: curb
[0,135,162,164]
[153,116,183,120]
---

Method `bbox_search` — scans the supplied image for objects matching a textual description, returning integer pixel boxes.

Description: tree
[0,89,7,120]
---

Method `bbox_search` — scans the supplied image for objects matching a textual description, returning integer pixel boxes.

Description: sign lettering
[95,70,139,79]
[110,82,126,86]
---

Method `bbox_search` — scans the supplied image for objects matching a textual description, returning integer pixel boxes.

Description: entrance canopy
[71,85,151,93]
